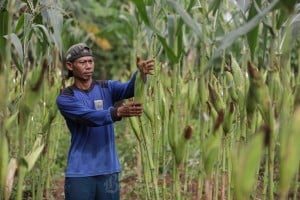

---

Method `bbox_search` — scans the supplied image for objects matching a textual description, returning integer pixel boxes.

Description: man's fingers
[137,57,155,75]
[131,101,142,106]
[146,58,155,64]
[136,56,141,64]
[130,101,143,115]
[118,101,144,117]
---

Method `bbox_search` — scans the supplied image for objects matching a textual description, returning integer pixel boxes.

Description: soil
[51,177,65,200]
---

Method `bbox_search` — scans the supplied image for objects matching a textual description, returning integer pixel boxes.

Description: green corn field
[1,0,300,199]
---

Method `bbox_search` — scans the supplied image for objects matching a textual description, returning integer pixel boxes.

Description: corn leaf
[4,33,23,64]
[47,8,63,51]
[131,0,151,26]
[23,136,45,172]
[247,1,259,59]
[206,0,279,71]
[157,35,178,63]
[166,0,202,38]
[0,10,8,58]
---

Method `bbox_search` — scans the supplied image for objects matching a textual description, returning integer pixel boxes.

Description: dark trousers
[64,173,120,200]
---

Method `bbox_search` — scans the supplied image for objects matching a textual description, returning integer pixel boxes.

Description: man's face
[67,56,94,81]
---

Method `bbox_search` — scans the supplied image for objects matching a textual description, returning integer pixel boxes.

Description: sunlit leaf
[166,0,202,38]
[131,0,151,26]
[206,0,280,71]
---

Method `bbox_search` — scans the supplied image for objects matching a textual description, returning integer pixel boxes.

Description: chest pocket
[94,100,103,110]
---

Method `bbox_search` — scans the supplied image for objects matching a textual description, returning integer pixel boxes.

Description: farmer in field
[56,43,155,200]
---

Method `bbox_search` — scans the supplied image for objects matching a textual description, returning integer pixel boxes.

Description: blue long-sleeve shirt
[56,72,137,177]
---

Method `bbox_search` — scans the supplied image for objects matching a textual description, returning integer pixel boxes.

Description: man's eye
[78,60,93,64]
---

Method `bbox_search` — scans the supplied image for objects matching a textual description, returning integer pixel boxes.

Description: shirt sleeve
[109,71,137,102]
[56,94,121,127]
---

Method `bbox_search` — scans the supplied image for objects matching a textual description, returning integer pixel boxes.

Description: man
[56,43,155,200]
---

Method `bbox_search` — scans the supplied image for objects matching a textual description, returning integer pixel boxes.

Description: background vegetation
[1,0,300,199]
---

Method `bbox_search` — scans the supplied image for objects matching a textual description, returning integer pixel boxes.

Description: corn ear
[134,71,146,103]
[174,125,193,166]
[231,57,245,89]
[246,87,257,118]
[202,133,221,176]
[168,107,177,151]
[267,68,283,108]
[143,102,154,124]
[188,78,199,110]
[247,61,272,124]
[225,71,238,102]
[207,101,218,121]
[223,102,235,134]
[231,133,263,200]
[279,107,300,197]
[158,83,167,121]
[208,83,225,113]
[199,77,208,105]
[236,88,246,110]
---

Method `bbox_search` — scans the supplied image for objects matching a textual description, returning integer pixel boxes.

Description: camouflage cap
[65,43,93,62]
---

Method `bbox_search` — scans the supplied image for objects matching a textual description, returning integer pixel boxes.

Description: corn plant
[128,0,300,199]
[0,1,65,199]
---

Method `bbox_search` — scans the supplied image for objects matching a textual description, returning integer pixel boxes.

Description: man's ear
[65,62,73,71]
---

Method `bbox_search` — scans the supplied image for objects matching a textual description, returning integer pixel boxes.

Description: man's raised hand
[136,56,155,76]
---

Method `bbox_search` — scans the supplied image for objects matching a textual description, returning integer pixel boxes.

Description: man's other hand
[116,102,143,117]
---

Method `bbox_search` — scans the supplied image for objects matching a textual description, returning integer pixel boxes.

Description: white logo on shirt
[94,100,103,110]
